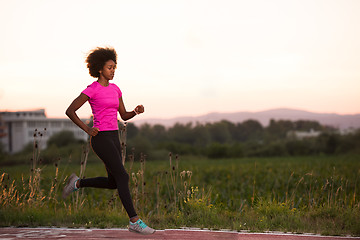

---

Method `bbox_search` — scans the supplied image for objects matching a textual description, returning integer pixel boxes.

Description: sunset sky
[0,0,359,120]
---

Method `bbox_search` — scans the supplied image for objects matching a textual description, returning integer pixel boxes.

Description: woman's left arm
[118,97,144,121]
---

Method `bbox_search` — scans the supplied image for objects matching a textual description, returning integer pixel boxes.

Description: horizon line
[2,107,359,120]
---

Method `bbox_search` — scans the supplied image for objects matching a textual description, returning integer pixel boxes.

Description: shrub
[47,131,79,148]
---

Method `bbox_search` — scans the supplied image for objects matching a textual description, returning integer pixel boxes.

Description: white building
[287,129,321,140]
[0,109,90,154]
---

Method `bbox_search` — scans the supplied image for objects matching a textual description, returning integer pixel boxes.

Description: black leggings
[79,130,137,218]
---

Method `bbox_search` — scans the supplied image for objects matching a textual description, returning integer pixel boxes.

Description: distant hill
[132,108,360,130]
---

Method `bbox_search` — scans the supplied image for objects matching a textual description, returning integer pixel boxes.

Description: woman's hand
[87,127,99,136]
[134,105,145,114]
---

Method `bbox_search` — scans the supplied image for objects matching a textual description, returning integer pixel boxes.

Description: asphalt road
[0,228,358,240]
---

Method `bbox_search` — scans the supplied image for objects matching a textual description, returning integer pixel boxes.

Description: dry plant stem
[119,122,127,165]
[285,172,294,203]
[74,139,90,211]
[306,172,313,208]
[165,169,171,204]
[28,128,46,207]
[251,161,256,206]
[132,172,139,210]
[128,149,135,173]
[156,175,160,213]
[290,176,304,208]
[353,170,358,207]
[169,153,177,211]
[140,153,146,208]
[48,164,59,204]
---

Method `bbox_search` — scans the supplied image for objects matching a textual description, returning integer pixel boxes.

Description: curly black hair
[86,47,117,78]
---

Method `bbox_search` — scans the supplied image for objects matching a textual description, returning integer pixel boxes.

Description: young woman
[63,47,155,235]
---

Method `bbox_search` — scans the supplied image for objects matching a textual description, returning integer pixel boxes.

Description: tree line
[124,119,360,159]
[1,119,359,165]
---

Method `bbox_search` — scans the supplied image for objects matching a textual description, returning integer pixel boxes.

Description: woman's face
[100,60,116,80]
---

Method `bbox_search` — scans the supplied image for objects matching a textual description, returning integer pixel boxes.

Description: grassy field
[1,152,359,236]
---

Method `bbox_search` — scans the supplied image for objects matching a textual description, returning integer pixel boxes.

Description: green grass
[1,154,360,236]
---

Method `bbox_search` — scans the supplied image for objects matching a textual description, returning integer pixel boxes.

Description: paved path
[0,228,358,240]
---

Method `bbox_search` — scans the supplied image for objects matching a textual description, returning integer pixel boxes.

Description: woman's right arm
[65,93,99,136]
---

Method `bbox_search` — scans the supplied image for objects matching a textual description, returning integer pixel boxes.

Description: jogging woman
[63,47,155,235]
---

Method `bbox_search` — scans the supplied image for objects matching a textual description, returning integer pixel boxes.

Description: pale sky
[1,0,359,120]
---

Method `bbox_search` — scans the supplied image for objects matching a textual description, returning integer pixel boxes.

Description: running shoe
[62,173,79,199]
[128,219,155,235]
